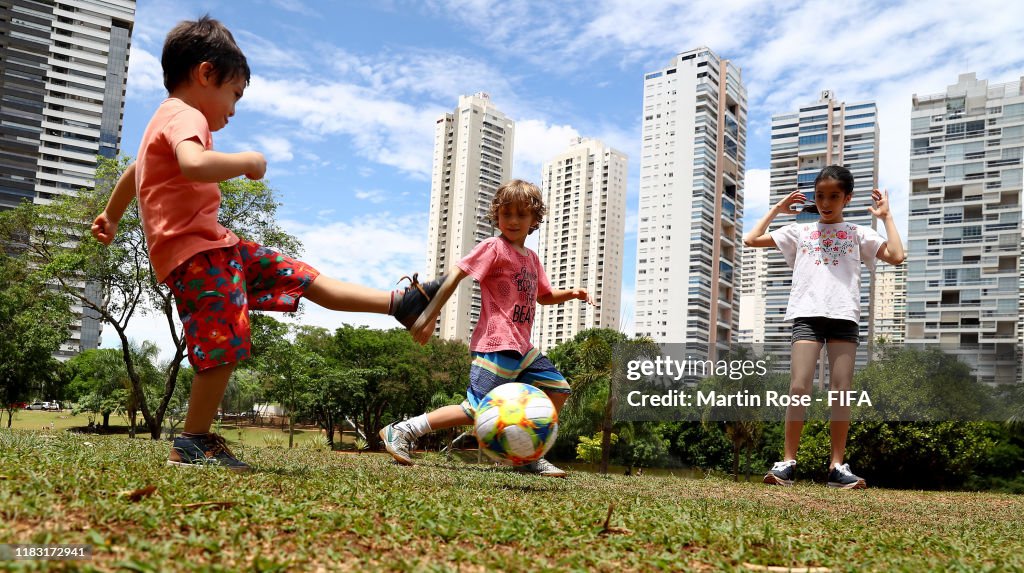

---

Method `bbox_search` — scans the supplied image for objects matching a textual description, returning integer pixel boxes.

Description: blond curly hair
[486,179,547,234]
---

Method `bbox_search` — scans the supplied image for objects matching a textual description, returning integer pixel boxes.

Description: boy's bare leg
[826,340,857,468]
[183,362,236,434]
[304,275,390,313]
[425,405,473,431]
[545,391,568,413]
[784,340,823,461]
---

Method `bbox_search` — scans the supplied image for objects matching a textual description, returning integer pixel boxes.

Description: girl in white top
[743,165,905,489]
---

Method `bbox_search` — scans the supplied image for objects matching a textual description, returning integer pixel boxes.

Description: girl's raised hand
[868,189,890,219]
[775,190,807,215]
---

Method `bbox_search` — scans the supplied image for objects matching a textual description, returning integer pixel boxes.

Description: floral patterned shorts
[164,240,320,371]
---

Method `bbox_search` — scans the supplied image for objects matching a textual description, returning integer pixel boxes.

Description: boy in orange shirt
[92,16,441,472]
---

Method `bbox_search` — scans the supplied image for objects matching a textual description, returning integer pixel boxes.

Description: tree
[0,250,73,427]
[249,316,308,448]
[331,325,437,449]
[548,328,660,474]
[576,432,617,468]
[695,347,783,481]
[67,348,128,429]
[0,156,300,438]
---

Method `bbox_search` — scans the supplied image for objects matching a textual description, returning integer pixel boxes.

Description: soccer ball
[474,383,559,465]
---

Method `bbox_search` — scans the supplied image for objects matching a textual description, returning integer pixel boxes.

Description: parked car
[26,401,60,411]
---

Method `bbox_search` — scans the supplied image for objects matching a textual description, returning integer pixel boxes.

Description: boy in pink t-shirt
[379,180,596,477]
[91,16,443,472]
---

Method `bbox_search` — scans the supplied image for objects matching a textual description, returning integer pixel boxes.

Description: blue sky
[113,0,1024,360]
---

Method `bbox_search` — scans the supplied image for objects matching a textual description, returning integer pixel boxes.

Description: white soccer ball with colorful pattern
[474,382,559,465]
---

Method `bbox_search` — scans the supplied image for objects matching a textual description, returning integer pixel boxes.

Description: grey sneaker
[763,460,796,486]
[827,463,867,489]
[167,433,251,473]
[515,457,567,478]
[379,423,415,465]
[392,273,446,330]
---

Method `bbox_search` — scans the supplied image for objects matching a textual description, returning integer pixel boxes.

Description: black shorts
[791,317,860,345]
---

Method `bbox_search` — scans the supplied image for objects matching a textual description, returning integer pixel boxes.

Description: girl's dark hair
[162,15,250,93]
[814,165,854,195]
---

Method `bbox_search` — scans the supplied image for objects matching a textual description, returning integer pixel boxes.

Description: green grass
[5,410,338,448]
[1,430,1021,572]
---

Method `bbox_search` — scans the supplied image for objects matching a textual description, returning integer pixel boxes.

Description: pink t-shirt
[457,237,552,355]
[136,98,239,282]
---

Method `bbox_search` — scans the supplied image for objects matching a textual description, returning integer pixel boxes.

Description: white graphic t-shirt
[770,222,886,324]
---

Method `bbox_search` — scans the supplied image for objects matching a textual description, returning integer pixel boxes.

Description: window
[799,134,827,146]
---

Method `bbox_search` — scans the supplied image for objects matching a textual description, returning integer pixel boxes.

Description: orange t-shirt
[135,98,239,282]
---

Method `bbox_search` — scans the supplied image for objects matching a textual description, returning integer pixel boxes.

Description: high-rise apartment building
[425,92,514,344]
[736,243,767,348]
[536,137,627,350]
[764,92,880,368]
[906,73,1022,385]
[0,0,135,358]
[1018,229,1023,383]
[634,47,747,362]
[872,263,906,345]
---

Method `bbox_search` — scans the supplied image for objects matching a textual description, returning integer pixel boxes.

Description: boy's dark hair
[162,15,250,93]
[487,179,547,234]
[814,165,855,195]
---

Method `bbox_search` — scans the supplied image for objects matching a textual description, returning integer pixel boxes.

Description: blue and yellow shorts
[461,348,570,417]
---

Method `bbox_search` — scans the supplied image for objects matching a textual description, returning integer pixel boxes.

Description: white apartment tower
[0,0,135,358]
[536,137,627,350]
[764,92,880,368]
[736,243,768,348]
[634,47,747,362]
[872,263,907,345]
[906,73,1023,385]
[425,92,514,343]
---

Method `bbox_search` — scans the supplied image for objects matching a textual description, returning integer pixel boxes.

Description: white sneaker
[379,423,415,465]
[516,457,567,478]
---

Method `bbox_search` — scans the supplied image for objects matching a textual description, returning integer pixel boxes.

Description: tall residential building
[425,92,514,344]
[872,263,907,345]
[1018,229,1023,383]
[634,47,747,362]
[1,0,135,358]
[906,73,1022,385]
[736,243,768,348]
[765,91,880,369]
[536,137,627,350]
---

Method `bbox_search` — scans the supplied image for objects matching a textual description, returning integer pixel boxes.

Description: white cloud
[268,0,320,17]
[354,189,388,203]
[282,211,428,287]
[242,76,444,178]
[510,119,581,180]
[235,30,310,71]
[741,169,771,226]
[252,135,294,162]
[126,48,165,100]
